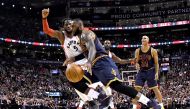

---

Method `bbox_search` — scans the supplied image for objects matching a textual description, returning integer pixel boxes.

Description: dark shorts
[69,71,99,93]
[83,70,99,84]
[92,56,122,87]
[135,68,158,89]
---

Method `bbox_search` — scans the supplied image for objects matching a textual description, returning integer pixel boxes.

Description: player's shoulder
[54,30,65,42]
[150,47,158,56]
[60,30,65,35]
[150,47,157,52]
[82,29,96,39]
[135,48,140,52]
[56,30,65,37]
[83,29,94,34]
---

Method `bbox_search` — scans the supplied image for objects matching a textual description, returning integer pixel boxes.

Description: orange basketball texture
[65,64,84,83]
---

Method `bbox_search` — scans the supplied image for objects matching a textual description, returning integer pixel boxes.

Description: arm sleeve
[42,19,56,37]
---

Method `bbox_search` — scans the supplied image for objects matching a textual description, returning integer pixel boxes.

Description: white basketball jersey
[108,51,112,58]
[63,31,83,58]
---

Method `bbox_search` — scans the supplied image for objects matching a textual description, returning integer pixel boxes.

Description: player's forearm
[87,47,96,64]
[155,63,159,74]
[118,59,128,64]
[86,34,97,64]
[42,18,55,37]
[119,58,135,64]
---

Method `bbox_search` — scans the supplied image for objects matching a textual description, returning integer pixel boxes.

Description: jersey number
[73,46,78,51]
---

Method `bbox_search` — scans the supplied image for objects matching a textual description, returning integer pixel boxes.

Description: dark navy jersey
[138,47,154,70]
[93,36,107,57]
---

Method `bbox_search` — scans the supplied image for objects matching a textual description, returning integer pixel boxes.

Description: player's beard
[65,30,72,34]
[104,46,110,50]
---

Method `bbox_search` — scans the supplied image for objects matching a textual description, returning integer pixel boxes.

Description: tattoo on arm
[83,31,96,64]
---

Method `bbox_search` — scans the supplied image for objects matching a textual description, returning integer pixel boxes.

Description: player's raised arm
[42,8,63,39]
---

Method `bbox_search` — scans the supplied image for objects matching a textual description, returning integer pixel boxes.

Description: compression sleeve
[42,19,55,37]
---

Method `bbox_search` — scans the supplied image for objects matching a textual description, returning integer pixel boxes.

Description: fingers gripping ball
[65,64,84,83]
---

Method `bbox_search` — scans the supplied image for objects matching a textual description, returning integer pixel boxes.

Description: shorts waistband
[92,55,109,66]
[140,67,155,72]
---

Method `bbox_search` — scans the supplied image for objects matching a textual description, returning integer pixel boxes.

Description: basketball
[65,63,84,83]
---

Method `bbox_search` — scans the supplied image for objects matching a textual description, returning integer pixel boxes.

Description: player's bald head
[73,19,84,36]
[104,40,111,44]
[73,19,84,29]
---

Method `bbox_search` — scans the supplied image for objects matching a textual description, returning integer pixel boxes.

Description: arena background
[0,0,190,109]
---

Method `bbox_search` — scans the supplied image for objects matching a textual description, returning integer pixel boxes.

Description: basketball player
[61,25,114,109]
[104,40,133,64]
[134,35,164,109]
[77,41,118,109]
[72,19,161,109]
[103,39,136,109]
[79,39,126,109]
[42,8,112,109]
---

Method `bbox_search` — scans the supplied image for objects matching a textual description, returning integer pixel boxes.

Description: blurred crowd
[0,60,80,108]
[161,59,190,109]
[0,51,189,109]
[1,15,50,42]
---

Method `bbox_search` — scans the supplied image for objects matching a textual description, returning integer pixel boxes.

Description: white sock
[133,104,137,109]
[78,100,85,108]
[87,89,99,99]
[138,94,150,105]
[88,82,103,89]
